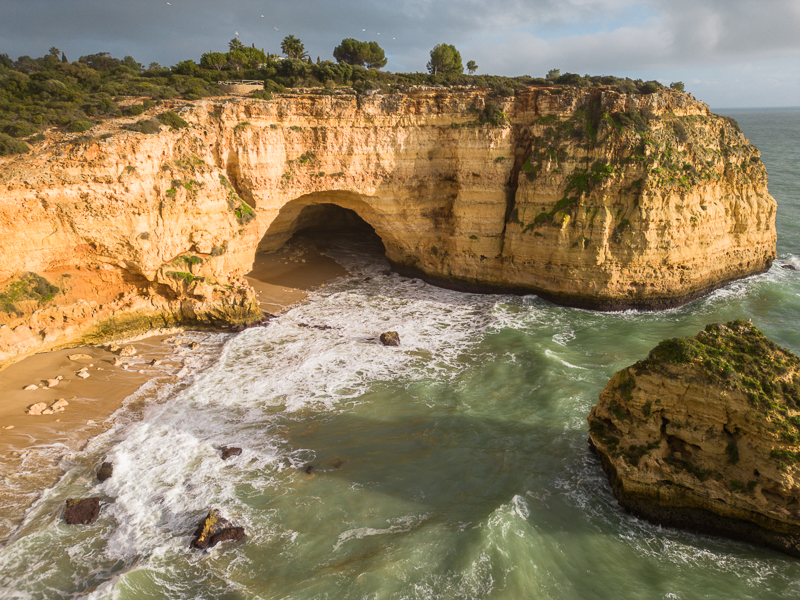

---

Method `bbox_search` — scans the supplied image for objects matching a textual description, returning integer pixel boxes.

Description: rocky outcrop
[379,331,401,347]
[190,509,245,549]
[0,87,776,367]
[589,321,800,557]
[64,497,101,525]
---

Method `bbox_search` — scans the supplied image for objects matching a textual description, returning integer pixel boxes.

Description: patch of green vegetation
[469,234,478,240]
[644,321,800,443]
[234,121,250,132]
[167,271,204,284]
[0,272,60,314]
[176,255,204,266]
[67,120,93,133]
[298,151,316,164]
[622,440,661,466]
[590,419,620,454]
[494,156,506,163]
[157,111,188,129]
[290,125,303,132]
[0,132,30,155]
[126,118,161,134]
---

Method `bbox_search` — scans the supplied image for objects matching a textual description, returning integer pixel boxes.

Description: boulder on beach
[23,384,38,391]
[64,497,101,525]
[380,331,401,347]
[51,398,68,412]
[588,320,800,557]
[190,509,245,549]
[220,447,242,460]
[96,462,113,482]
[27,402,47,415]
[68,354,93,361]
[46,379,60,388]
[119,346,137,357]
[76,368,90,379]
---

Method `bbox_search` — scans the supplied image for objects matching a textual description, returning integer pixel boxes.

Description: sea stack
[588,320,800,557]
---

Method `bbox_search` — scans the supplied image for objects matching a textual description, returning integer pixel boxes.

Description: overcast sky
[3,0,799,108]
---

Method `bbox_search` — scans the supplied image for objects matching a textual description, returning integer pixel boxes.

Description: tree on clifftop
[281,35,308,60]
[333,39,387,69]
[466,60,478,74]
[427,44,462,75]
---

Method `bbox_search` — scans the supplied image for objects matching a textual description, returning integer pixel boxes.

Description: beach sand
[0,236,349,539]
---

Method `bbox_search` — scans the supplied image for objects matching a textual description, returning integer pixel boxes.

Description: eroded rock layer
[589,321,800,557]
[0,87,776,367]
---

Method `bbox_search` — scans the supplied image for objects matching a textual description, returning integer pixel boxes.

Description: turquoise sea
[0,108,798,599]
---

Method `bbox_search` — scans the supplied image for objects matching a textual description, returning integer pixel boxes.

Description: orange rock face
[0,87,776,367]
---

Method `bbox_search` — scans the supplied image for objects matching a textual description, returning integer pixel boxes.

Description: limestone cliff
[588,321,800,557]
[0,86,776,367]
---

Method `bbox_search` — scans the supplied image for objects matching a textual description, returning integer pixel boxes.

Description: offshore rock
[220,446,242,460]
[0,87,776,368]
[64,497,101,525]
[96,461,113,482]
[380,331,401,347]
[190,509,245,549]
[588,320,800,557]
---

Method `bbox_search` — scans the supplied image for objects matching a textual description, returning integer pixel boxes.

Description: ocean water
[1,108,799,599]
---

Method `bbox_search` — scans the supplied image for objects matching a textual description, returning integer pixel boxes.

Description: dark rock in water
[220,446,242,460]
[380,331,401,347]
[782,264,797,271]
[298,323,334,330]
[230,315,275,332]
[96,462,113,482]
[64,497,101,525]
[303,464,315,474]
[190,509,245,549]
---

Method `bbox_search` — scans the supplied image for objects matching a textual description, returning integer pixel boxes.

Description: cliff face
[588,321,800,557]
[0,87,776,366]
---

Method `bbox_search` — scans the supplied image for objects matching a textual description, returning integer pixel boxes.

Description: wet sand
[0,237,349,539]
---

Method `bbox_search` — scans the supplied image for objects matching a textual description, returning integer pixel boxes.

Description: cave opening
[247,203,388,314]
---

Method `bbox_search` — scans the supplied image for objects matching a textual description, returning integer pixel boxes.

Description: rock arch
[257,190,398,257]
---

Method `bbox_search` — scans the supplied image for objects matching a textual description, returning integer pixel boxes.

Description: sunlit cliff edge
[0,86,776,368]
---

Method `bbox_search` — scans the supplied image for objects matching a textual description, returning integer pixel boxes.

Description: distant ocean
[0,108,799,600]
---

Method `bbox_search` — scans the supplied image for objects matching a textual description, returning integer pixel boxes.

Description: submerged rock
[96,462,113,482]
[380,331,401,347]
[190,509,245,549]
[588,320,800,557]
[220,446,242,460]
[64,497,101,525]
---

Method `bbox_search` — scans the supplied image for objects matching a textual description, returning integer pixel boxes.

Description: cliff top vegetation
[0,39,682,156]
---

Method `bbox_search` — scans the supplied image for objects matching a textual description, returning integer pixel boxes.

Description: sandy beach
[0,236,348,540]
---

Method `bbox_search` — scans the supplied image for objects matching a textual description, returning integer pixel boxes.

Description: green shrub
[127,118,161,134]
[157,111,189,129]
[252,90,272,101]
[0,133,30,156]
[124,104,146,116]
[67,120,93,133]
